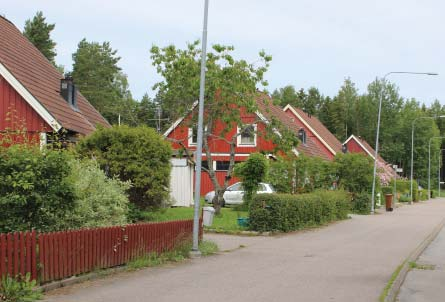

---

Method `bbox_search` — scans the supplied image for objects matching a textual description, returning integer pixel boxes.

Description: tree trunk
[212,189,224,215]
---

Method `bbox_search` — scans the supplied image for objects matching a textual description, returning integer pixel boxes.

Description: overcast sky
[2,0,444,105]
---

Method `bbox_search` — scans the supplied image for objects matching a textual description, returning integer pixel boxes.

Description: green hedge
[249,190,351,232]
[390,179,418,201]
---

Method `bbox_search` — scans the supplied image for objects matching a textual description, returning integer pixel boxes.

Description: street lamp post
[440,149,444,197]
[191,0,209,256]
[371,72,438,213]
[428,137,445,199]
[411,114,445,203]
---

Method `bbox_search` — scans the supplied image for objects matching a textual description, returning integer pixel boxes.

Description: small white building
[170,158,194,207]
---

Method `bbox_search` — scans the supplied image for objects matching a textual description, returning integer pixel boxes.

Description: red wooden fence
[0,219,202,284]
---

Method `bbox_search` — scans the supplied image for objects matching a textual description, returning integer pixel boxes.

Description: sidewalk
[397,219,445,302]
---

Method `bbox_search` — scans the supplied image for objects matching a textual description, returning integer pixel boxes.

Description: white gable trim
[163,101,199,137]
[344,134,375,159]
[283,104,336,156]
[0,62,61,131]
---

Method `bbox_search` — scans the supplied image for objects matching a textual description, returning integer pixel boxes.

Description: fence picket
[0,219,199,284]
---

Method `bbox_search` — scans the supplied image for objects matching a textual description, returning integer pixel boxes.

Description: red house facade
[165,95,341,196]
[0,16,109,145]
[344,134,396,184]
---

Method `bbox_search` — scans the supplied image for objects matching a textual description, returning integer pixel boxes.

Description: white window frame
[188,125,207,146]
[188,127,197,146]
[237,124,257,147]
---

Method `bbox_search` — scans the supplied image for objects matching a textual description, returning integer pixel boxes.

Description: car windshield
[229,183,243,191]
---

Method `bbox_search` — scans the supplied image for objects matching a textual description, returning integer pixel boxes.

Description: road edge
[382,217,445,302]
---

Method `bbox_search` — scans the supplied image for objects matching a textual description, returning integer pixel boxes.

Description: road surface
[44,199,445,302]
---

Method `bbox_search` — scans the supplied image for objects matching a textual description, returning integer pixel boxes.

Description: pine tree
[23,11,57,63]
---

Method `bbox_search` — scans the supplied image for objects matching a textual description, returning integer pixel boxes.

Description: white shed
[170,158,194,207]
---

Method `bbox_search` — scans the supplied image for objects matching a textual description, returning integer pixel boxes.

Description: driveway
[44,199,445,302]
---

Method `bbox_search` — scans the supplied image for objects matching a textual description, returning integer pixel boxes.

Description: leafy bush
[418,189,428,201]
[266,157,293,193]
[389,179,418,202]
[234,153,268,206]
[77,125,172,209]
[334,153,375,194]
[381,186,393,195]
[0,273,42,302]
[351,192,371,214]
[295,156,336,193]
[0,145,76,232]
[63,159,130,229]
[249,190,350,232]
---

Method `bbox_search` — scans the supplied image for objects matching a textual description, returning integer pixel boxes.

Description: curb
[39,266,128,292]
[383,218,445,302]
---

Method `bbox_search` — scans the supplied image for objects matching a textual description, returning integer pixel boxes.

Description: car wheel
[221,199,226,207]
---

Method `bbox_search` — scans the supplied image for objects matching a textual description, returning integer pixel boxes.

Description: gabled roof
[164,94,331,160]
[344,134,386,163]
[256,95,330,160]
[283,104,343,156]
[0,16,109,135]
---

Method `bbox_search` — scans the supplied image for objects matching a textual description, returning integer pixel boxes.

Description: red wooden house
[283,104,343,160]
[344,134,396,184]
[0,16,109,145]
[164,94,341,199]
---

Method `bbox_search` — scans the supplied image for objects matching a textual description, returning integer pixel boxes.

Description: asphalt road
[44,199,445,302]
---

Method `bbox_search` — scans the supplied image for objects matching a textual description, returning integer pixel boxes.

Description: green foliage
[295,156,336,193]
[0,273,42,302]
[76,125,172,209]
[72,39,139,124]
[151,41,296,214]
[199,240,219,256]
[266,157,294,193]
[249,190,350,232]
[351,192,372,214]
[381,186,393,195]
[234,153,268,205]
[390,179,418,202]
[23,11,56,64]
[65,159,130,229]
[0,145,76,232]
[334,153,375,194]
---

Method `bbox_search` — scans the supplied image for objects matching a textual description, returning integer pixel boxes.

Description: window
[188,125,208,146]
[228,183,243,191]
[237,124,257,146]
[298,128,307,145]
[215,161,241,171]
[188,126,197,145]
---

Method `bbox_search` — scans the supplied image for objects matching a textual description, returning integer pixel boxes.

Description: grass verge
[127,240,219,271]
[379,262,404,302]
[142,206,249,233]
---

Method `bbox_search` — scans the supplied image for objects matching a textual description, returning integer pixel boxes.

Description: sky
[2,0,444,105]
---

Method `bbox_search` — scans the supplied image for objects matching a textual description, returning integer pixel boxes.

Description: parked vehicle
[204,182,275,205]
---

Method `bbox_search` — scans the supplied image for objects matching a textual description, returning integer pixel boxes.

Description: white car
[204,182,275,206]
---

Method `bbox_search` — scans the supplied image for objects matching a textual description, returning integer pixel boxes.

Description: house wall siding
[346,139,367,155]
[0,76,50,137]
[167,112,276,196]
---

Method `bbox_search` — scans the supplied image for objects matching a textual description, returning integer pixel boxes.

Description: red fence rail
[0,219,202,284]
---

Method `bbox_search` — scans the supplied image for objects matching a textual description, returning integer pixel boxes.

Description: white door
[170,159,194,207]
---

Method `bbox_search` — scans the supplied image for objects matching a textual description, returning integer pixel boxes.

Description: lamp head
[427,73,439,76]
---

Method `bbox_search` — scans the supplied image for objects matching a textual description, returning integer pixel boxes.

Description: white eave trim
[283,104,336,156]
[344,134,375,159]
[0,62,61,132]
[163,100,199,137]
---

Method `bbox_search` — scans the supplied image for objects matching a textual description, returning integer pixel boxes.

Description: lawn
[143,206,249,232]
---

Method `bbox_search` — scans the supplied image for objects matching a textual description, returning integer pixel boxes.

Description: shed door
[170,159,194,207]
